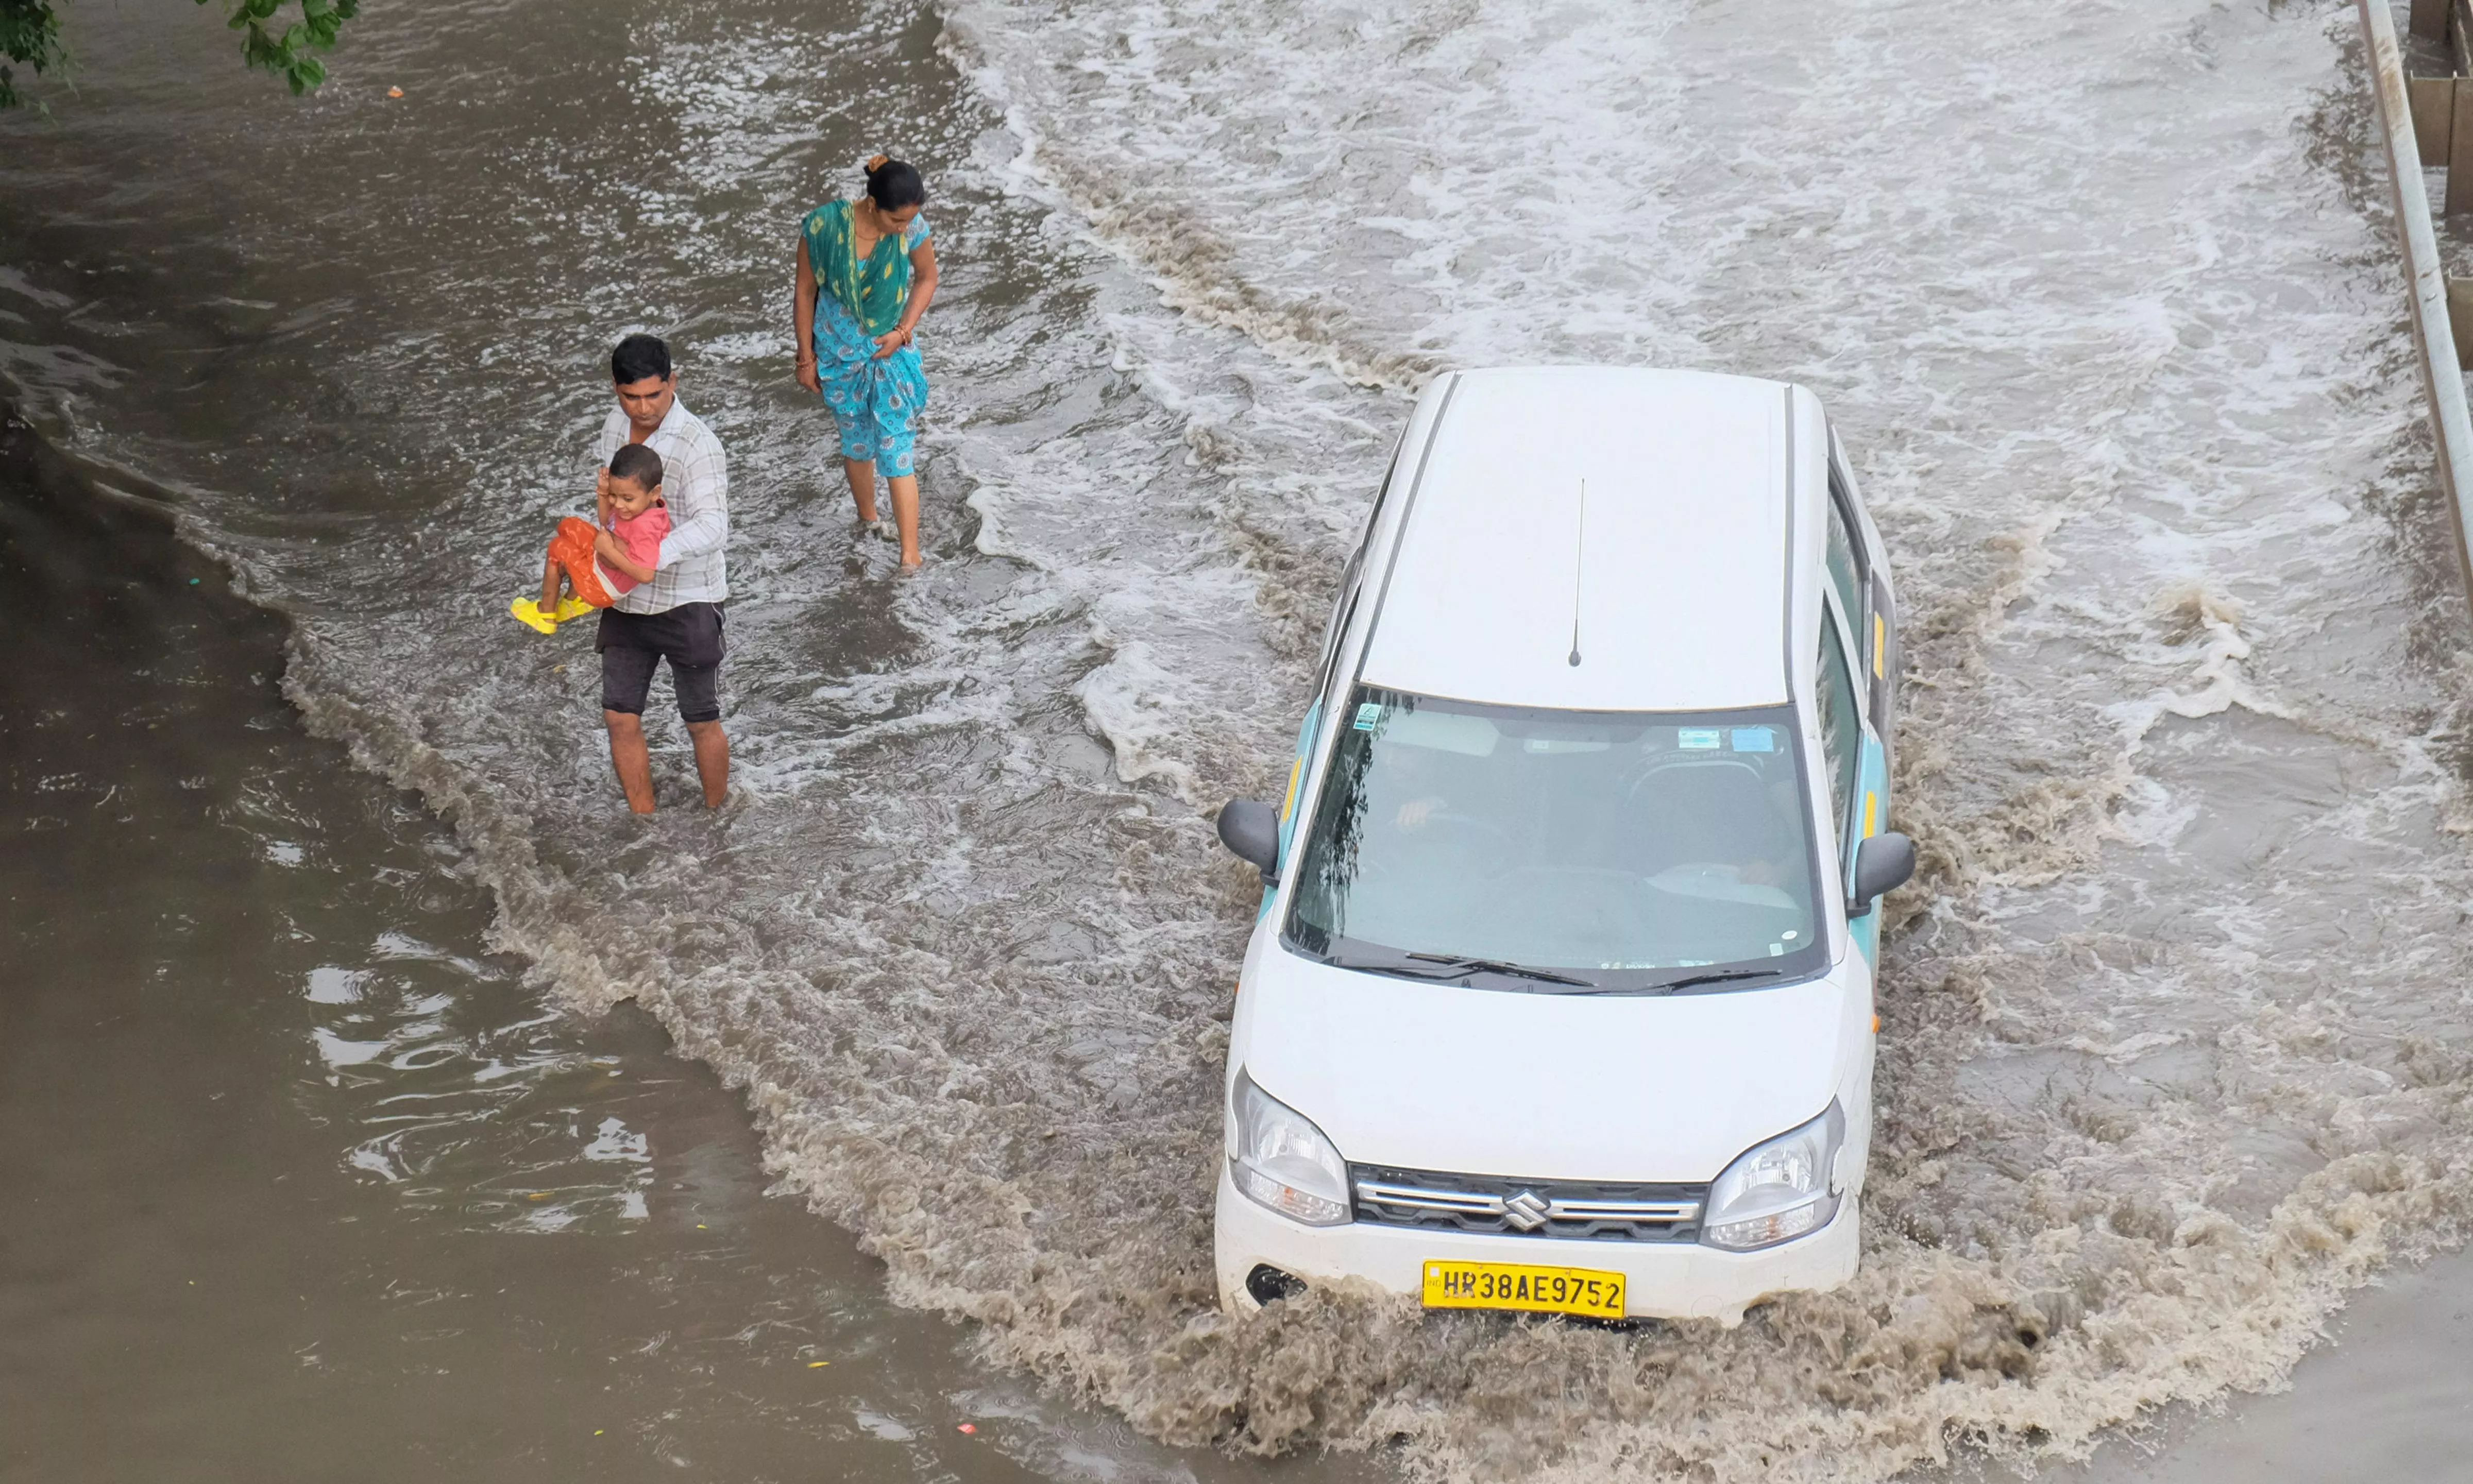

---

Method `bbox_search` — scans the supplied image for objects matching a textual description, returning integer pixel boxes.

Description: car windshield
[1284,687,1827,993]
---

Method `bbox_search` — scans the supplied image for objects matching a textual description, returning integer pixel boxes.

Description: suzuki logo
[1501,1190,1551,1231]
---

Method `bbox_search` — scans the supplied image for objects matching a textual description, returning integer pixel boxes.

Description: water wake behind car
[7,0,2473,1480]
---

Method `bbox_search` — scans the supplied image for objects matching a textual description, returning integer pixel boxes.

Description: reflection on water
[0,413,1367,1484]
[308,942,660,1230]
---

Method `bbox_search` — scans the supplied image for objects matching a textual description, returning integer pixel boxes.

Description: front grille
[1351,1164,1707,1243]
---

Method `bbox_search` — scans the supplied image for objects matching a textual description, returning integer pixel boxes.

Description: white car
[1212,367,1908,1325]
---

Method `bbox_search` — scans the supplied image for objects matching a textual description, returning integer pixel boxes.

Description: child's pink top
[601,505,671,595]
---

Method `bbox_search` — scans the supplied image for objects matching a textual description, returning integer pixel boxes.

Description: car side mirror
[1850,831,1915,916]
[1217,798,1282,882]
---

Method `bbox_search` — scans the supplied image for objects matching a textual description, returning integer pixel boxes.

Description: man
[594,333,730,812]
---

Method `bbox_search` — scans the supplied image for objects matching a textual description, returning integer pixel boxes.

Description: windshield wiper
[1401,952,1598,988]
[1655,967,1784,993]
[1321,954,1487,982]
[1559,966,1789,997]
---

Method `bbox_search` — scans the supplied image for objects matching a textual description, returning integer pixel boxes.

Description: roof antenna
[1567,477,1587,667]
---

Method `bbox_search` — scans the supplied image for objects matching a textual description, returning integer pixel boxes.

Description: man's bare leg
[687,720,730,808]
[888,473,922,569]
[843,456,880,523]
[604,710,656,813]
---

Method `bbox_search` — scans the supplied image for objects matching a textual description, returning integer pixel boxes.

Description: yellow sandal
[510,597,559,634]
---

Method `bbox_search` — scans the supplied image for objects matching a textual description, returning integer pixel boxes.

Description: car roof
[1359,366,1797,712]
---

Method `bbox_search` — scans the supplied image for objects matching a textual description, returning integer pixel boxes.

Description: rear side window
[1314,581,1361,697]
[1824,474,1867,640]
[1815,616,1862,850]
[1315,439,1404,693]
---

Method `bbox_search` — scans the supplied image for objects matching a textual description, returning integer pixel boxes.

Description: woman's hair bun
[861,155,927,211]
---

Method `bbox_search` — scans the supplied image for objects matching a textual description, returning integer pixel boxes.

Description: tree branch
[0,0,361,109]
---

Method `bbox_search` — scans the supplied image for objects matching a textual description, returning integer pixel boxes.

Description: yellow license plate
[1420,1259,1625,1318]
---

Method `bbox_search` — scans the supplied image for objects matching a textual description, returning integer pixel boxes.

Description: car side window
[1314,582,1361,698]
[1824,468,1867,642]
[1314,440,1404,693]
[1816,610,1862,851]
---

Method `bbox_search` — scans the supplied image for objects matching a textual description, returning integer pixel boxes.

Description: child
[511,442,670,633]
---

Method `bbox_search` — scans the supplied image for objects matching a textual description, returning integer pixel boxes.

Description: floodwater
[6,0,2473,1481]
[0,411,1373,1481]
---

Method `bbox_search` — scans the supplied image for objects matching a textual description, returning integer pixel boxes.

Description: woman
[795,154,940,570]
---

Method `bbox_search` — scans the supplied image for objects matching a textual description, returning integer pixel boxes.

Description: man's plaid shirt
[595,398,728,613]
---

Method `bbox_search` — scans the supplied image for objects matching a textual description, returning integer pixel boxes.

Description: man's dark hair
[608,442,665,490]
[611,333,672,385]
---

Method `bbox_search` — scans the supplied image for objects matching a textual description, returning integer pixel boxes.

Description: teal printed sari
[802,199,930,475]
[806,198,924,336]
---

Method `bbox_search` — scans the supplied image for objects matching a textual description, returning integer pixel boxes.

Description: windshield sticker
[1678,728,1721,750]
[1731,726,1776,752]
[1383,708,1501,757]
[1523,737,1610,755]
[1353,702,1383,731]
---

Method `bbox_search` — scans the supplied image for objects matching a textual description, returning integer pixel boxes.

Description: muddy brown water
[0,411,1378,1482]
[9,0,2473,1480]
[7,404,2470,1481]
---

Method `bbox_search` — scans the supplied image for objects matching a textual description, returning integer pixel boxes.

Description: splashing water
[7,0,2473,1480]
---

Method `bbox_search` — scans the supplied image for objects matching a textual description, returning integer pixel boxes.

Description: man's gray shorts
[596,602,724,724]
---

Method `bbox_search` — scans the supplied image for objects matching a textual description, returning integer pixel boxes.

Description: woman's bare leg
[888,473,922,569]
[843,456,881,523]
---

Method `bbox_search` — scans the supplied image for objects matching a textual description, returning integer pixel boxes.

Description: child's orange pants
[548,517,616,607]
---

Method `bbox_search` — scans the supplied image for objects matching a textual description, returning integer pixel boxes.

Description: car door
[1825,442,1895,918]
[1815,587,1888,965]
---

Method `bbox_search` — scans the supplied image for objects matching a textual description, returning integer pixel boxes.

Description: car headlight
[1701,1102,1844,1252]
[1228,1070,1351,1227]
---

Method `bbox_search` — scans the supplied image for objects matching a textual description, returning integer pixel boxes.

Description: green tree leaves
[0,0,68,110]
[207,0,360,95]
[0,0,359,109]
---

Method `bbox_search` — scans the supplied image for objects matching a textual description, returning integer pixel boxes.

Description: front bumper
[1213,1166,1858,1325]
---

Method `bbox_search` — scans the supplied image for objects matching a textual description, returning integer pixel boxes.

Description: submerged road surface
[0,407,1391,1480]
[6,1,2473,1480]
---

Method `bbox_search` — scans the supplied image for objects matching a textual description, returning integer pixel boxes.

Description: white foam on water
[18,0,2473,1479]
[912,0,2473,1478]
